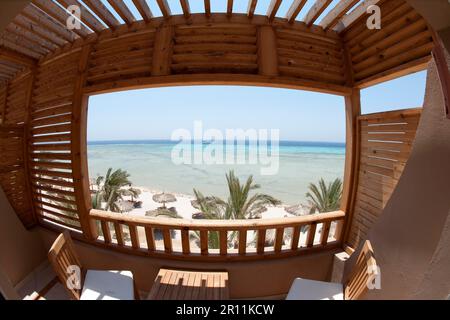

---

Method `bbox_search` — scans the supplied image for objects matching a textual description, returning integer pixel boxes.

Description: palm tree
[191,170,281,248]
[91,168,140,212]
[306,178,343,213]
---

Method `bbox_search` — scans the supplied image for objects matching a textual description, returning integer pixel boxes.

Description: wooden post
[338,88,361,244]
[72,44,98,240]
[257,25,278,77]
[151,25,174,76]
[23,70,38,225]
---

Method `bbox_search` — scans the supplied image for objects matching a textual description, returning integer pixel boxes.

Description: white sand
[121,186,299,220]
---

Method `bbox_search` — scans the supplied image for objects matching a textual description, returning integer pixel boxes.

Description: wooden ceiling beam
[267,0,283,22]
[156,0,171,19]
[24,4,77,43]
[55,0,106,33]
[0,46,38,67]
[107,0,136,26]
[1,33,49,57]
[83,0,120,29]
[204,0,211,18]
[31,0,90,38]
[132,0,153,23]
[319,0,360,31]
[227,0,234,17]
[247,0,258,18]
[6,23,58,52]
[14,15,66,48]
[335,0,380,33]
[286,0,308,24]
[303,0,333,27]
[179,0,191,19]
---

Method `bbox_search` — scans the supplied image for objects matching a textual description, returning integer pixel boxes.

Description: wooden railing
[89,209,345,261]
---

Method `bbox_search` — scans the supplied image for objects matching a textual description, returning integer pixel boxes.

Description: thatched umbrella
[190,196,215,210]
[192,212,205,219]
[152,192,176,208]
[284,204,309,216]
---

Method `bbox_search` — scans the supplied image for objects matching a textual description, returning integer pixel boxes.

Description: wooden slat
[162,229,172,253]
[336,0,380,32]
[0,46,37,68]
[303,0,333,27]
[267,0,283,22]
[257,229,266,254]
[129,225,139,249]
[219,230,227,255]
[156,0,171,19]
[132,0,153,22]
[55,0,106,33]
[247,0,258,18]
[180,0,191,19]
[101,221,111,243]
[227,0,234,16]
[200,230,208,255]
[114,222,124,246]
[31,0,90,38]
[22,5,76,43]
[107,0,136,26]
[204,0,211,18]
[286,0,307,24]
[238,229,247,254]
[274,227,284,252]
[306,223,317,247]
[83,0,120,29]
[319,0,360,31]
[320,221,331,245]
[145,226,155,251]
[181,228,190,254]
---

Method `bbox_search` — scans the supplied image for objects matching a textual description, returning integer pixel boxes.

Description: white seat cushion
[80,270,134,300]
[286,278,344,300]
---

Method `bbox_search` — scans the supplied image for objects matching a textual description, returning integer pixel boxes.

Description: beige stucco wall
[38,228,338,299]
[0,188,46,292]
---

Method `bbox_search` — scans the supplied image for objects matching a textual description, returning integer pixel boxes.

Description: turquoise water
[87,141,345,205]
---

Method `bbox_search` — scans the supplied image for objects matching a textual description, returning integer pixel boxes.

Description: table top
[147,268,229,300]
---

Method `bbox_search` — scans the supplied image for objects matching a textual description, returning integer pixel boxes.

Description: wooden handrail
[90,209,344,229]
[89,209,345,261]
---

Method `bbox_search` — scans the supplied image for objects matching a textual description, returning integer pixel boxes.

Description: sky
[87,71,427,143]
[92,0,348,25]
[85,1,427,143]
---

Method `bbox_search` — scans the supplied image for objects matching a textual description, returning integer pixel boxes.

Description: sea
[87,140,345,205]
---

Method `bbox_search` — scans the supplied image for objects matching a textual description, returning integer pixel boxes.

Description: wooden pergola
[0,0,437,260]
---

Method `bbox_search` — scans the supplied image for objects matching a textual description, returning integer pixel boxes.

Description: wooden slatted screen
[347,108,421,248]
[343,0,434,88]
[0,124,35,228]
[3,72,32,125]
[29,51,82,231]
[86,29,156,86]
[276,27,346,85]
[172,25,258,75]
[0,85,6,124]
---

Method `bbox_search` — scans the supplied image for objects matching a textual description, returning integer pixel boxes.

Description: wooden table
[147,268,229,300]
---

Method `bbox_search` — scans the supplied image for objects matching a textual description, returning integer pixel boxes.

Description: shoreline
[117,186,310,220]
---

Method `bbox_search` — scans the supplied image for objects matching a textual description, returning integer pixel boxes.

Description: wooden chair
[48,231,138,300]
[286,240,378,300]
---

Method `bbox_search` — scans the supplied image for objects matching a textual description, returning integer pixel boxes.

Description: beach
[88,140,345,206]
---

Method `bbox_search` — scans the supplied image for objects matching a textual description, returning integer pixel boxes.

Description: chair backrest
[344,240,378,300]
[48,231,83,300]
